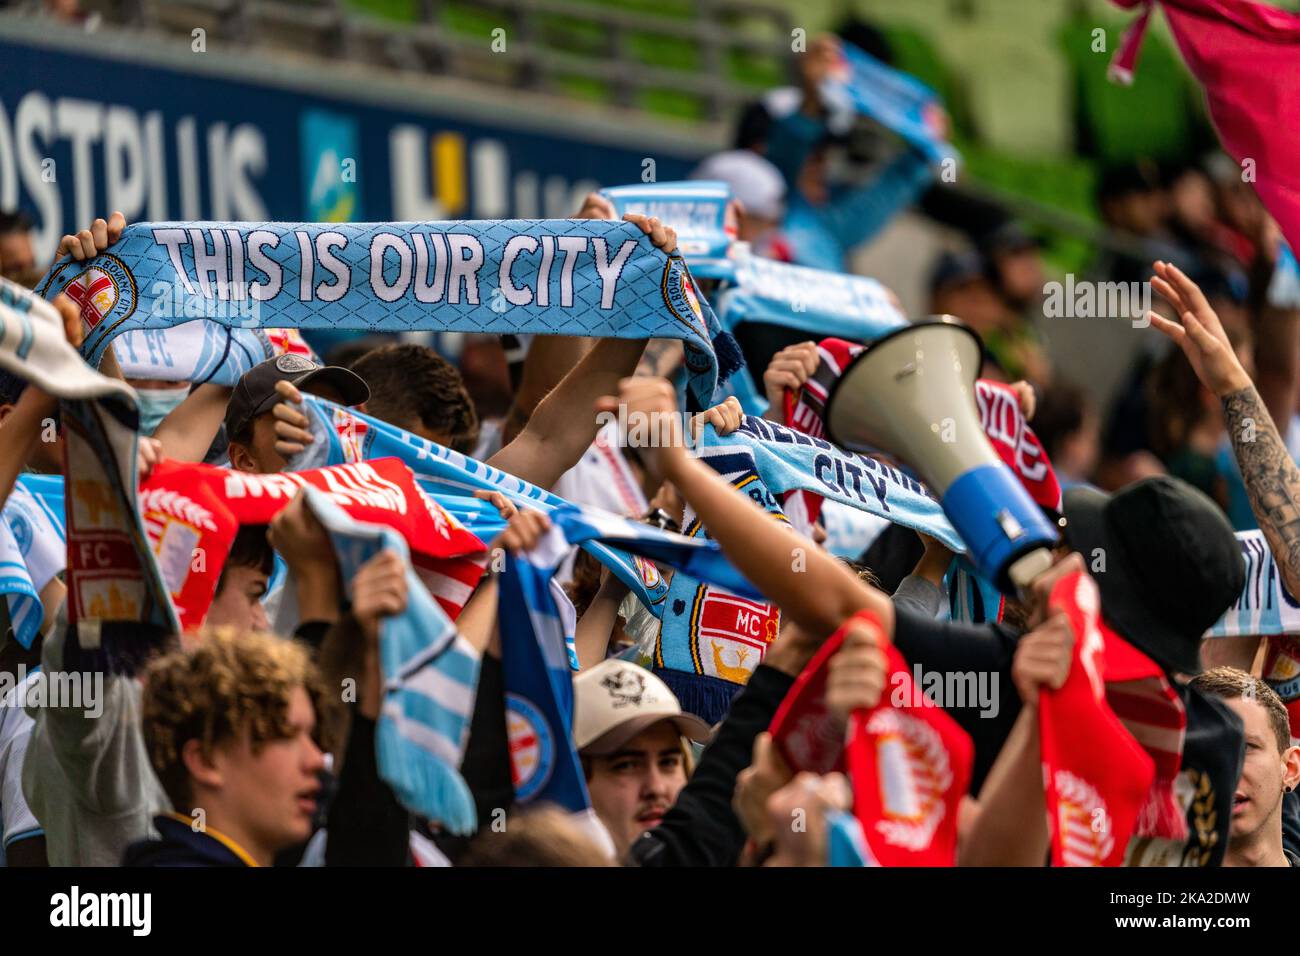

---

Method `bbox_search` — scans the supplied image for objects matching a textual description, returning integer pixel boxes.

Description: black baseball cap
[1060,476,1244,676]
[224,353,369,438]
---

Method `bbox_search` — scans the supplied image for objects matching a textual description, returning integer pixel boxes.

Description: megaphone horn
[824,317,1058,592]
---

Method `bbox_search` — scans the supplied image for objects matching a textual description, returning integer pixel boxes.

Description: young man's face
[229,412,287,474]
[1224,696,1298,841]
[585,721,687,856]
[205,563,269,631]
[218,685,324,854]
[0,230,36,282]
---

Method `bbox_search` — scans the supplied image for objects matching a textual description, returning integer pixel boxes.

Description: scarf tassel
[1108,2,1154,86]
[374,717,478,837]
[654,667,742,726]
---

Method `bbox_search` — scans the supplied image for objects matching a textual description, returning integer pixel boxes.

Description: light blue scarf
[711,250,908,414]
[600,181,735,281]
[822,42,959,170]
[291,395,764,609]
[498,522,590,812]
[0,475,66,650]
[1208,530,1300,638]
[297,487,481,835]
[36,220,741,407]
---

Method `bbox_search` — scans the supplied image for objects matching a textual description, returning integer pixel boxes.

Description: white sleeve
[0,694,41,847]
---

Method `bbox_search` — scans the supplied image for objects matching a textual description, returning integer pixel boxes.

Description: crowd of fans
[0,22,1297,871]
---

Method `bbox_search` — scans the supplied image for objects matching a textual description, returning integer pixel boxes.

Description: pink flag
[1110,0,1300,251]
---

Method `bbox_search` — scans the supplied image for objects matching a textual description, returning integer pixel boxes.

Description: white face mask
[618,590,662,667]
[134,385,189,435]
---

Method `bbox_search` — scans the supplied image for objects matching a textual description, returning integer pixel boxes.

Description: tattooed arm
[1149,260,1300,596]
[1221,386,1300,595]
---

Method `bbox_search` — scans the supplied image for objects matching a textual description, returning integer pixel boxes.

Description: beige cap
[574,659,712,755]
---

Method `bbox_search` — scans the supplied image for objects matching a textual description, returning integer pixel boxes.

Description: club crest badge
[869,708,952,851]
[276,353,317,374]
[506,693,554,802]
[51,256,137,336]
[1052,769,1113,866]
[661,255,707,340]
[332,407,370,463]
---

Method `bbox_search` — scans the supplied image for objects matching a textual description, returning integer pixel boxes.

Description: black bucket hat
[1061,476,1244,676]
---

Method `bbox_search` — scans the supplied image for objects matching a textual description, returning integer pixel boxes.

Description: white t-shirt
[0,670,41,855]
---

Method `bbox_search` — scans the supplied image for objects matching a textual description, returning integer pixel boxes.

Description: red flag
[1039,571,1158,866]
[1110,0,1300,252]
[140,457,486,629]
[769,611,974,866]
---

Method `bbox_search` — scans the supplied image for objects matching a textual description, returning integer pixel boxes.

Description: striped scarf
[0,475,66,649]
[298,487,481,835]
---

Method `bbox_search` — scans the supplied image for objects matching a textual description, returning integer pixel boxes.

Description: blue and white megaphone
[823,318,1059,593]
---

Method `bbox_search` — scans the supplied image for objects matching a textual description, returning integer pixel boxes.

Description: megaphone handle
[1008,547,1056,597]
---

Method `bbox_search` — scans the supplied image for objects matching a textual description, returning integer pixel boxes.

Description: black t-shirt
[891,606,1023,794]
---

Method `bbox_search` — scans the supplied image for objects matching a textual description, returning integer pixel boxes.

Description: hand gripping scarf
[652,417,964,723]
[290,395,763,612]
[768,610,973,866]
[0,278,179,673]
[137,457,488,630]
[821,41,960,171]
[34,220,740,408]
[291,486,483,835]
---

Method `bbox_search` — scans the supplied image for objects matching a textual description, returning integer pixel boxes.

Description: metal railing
[90,0,796,119]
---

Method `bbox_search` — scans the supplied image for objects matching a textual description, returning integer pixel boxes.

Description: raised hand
[594,376,687,485]
[1147,260,1251,397]
[58,212,126,262]
[622,213,678,256]
[351,549,409,643]
[824,616,889,724]
[574,192,617,221]
[494,507,551,556]
[271,379,314,459]
[1010,611,1075,707]
[762,341,820,416]
[690,395,744,441]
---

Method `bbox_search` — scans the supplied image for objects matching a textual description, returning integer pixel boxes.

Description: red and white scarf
[769,610,973,866]
[140,457,487,629]
[1040,571,1188,866]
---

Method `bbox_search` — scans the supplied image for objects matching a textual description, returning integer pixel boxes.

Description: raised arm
[597,376,893,641]
[488,213,676,491]
[1149,260,1300,596]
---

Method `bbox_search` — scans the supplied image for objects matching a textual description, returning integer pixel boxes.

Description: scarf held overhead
[139,457,487,631]
[35,220,738,406]
[295,486,481,835]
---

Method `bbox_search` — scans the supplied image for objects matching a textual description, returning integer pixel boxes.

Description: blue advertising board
[0,23,705,263]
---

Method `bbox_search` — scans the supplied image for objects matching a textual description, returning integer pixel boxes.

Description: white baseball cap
[689,150,787,223]
[574,659,712,755]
